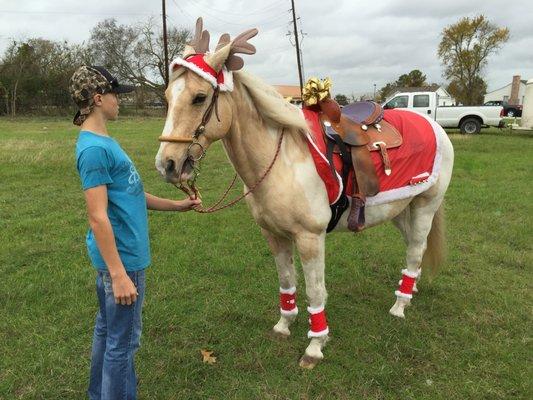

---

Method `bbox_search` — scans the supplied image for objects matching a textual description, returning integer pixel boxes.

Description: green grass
[0,117,532,399]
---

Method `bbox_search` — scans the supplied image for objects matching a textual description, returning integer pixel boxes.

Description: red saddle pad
[303,108,439,205]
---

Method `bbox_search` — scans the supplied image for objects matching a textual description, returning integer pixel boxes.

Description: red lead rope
[192,128,284,214]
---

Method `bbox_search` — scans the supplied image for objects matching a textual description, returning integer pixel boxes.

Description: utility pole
[290,0,304,95]
[162,0,169,87]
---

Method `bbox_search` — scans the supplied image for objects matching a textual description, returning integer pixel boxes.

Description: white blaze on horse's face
[156,70,233,184]
[155,76,185,177]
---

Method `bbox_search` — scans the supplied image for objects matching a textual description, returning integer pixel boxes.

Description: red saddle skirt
[303,108,440,205]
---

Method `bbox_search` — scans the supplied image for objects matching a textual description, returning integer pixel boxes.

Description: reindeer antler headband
[169,17,258,92]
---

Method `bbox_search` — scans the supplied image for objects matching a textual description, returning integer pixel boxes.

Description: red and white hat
[170,53,234,92]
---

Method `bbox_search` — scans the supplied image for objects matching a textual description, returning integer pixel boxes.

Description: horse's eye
[192,94,207,105]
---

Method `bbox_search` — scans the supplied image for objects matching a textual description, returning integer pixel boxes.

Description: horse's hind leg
[261,229,298,338]
[392,207,420,293]
[390,195,443,318]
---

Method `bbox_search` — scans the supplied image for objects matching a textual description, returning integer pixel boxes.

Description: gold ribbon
[302,77,332,106]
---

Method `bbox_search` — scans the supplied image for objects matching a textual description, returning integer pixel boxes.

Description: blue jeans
[88,269,145,400]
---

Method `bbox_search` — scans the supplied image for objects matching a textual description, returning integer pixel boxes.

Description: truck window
[386,95,408,109]
[413,94,429,108]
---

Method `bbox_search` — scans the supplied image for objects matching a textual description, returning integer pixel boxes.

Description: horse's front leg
[261,229,298,338]
[295,231,329,369]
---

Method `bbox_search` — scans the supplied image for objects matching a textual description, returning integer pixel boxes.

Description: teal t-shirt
[75,131,150,271]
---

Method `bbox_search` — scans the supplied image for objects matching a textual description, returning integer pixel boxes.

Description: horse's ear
[205,43,231,72]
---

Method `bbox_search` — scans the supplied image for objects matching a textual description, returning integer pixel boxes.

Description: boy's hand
[111,273,138,305]
[175,197,202,211]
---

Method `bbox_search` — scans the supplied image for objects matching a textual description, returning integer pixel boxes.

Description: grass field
[0,117,532,399]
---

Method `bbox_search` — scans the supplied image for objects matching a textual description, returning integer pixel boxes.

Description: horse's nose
[165,159,175,174]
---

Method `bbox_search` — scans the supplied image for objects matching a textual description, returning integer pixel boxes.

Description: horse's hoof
[269,329,290,340]
[389,304,405,318]
[299,354,321,369]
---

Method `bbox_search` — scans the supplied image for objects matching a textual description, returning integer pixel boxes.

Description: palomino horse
[155,19,454,369]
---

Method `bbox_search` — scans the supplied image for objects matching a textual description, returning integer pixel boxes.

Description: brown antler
[183,17,210,56]
[215,33,230,52]
[224,28,259,71]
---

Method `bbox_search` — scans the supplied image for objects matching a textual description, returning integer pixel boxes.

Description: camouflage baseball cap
[69,66,135,125]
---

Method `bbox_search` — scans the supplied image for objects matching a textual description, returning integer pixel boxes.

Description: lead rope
[188,128,285,214]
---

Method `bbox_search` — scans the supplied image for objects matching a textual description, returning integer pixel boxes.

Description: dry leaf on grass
[200,349,217,364]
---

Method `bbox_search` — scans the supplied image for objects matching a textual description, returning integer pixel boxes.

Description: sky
[1,0,532,97]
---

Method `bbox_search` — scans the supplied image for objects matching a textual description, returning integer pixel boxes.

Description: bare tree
[89,18,190,103]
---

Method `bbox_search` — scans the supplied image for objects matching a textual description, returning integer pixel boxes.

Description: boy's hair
[69,66,134,126]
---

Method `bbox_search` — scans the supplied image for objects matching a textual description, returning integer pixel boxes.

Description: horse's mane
[234,71,308,134]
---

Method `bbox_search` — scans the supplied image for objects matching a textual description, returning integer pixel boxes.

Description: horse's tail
[421,202,446,277]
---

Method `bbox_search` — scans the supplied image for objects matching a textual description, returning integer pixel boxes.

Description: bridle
[157,85,284,213]
[158,86,220,162]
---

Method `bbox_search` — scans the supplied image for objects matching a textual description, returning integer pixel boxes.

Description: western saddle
[317,99,402,232]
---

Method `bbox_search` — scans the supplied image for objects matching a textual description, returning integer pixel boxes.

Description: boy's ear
[93,93,102,106]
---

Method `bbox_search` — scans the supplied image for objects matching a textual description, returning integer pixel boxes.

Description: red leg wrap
[307,307,329,337]
[399,275,416,294]
[395,269,419,299]
[280,292,297,312]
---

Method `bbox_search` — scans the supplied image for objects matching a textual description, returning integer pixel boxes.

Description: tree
[438,15,509,105]
[334,94,348,106]
[378,70,428,101]
[0,38,92,116]
[446,77,487,106]
[89,18,190,104]
[396,70,427,88]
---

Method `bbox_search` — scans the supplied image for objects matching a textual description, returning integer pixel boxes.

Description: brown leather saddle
[317,99,402,231]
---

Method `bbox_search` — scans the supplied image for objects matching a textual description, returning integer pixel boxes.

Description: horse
[155,19,454,369]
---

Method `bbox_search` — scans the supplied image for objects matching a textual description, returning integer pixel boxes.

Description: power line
[178,0,290,28]
[191,0,287,17]
[0,10,156,17]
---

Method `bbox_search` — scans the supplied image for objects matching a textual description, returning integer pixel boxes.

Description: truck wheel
[507,109,516,117]
[460,118,481,134]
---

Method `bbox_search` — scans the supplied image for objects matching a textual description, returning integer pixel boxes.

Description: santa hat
[169,54,234,92]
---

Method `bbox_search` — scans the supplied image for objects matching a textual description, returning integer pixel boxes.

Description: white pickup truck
[383,92,504,133]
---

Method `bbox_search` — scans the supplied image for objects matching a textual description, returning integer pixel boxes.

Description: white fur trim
[307,327,329,338]
[279,286,296,295]
[170,58,218,88]
[280,307,298,316]
[366,110,443,206]
[305,132,343,203]
[307,305,325,314]
[395,290,413,299]
[218,68,234,92]
[169,58,234,92]
[411,172,430,180]
[401,268,419,279]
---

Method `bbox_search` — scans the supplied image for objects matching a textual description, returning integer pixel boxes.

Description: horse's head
[155,17,258,189]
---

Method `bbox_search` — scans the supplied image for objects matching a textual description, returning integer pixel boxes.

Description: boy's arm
[145,192,201,211]
[84,185,138,305]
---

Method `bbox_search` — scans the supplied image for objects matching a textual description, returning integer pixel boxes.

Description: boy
[70,66,200,400]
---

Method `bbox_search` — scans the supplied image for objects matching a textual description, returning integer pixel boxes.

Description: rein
[193,128,284,213]
[157,86,285,213]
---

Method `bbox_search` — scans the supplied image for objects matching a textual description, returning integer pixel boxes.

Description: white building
[484,75,527,105]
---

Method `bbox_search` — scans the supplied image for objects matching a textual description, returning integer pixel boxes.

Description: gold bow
[302,77,332,106]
